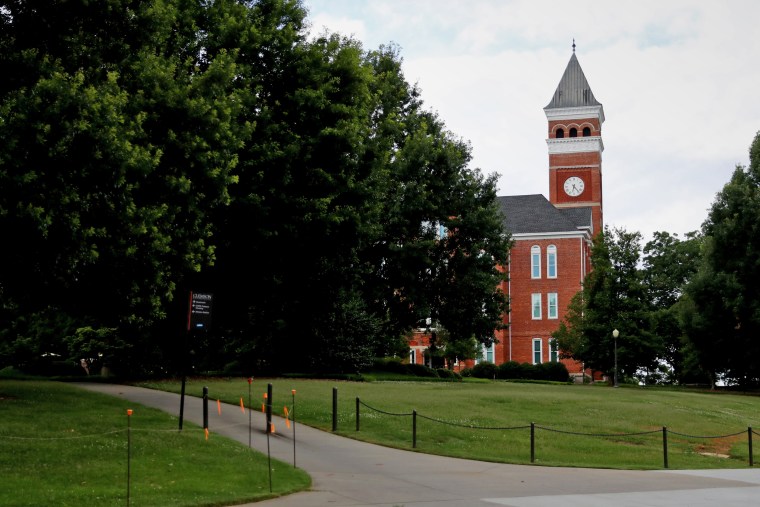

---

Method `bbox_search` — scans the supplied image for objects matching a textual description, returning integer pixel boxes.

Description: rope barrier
[2,421,251,440]
[356,397,754,452]
[668,429,746,439]
[3,429,127,440]
[416,413,530,431]
[535,425,661,438]
[358,399,413,417]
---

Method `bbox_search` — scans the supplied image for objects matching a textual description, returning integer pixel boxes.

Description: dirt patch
[693,433,745,459]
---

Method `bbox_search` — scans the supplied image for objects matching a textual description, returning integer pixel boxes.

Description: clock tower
[544,46,605,235]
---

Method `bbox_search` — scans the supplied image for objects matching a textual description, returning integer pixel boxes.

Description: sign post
[179,291,214,430]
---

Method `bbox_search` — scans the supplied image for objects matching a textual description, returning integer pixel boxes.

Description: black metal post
[266,383,273,434]
[662,426,668,469]
[530,422,535,463]
[202,386,209,431]
[413,410,417,448]
[292,389,297,468]
[749,427,754,467]
[127,409,132,507]
[179,375,186,430]
[248,377,252,448]
[266,384,272,493]
[332,387,338,432]
[356,397,360,432]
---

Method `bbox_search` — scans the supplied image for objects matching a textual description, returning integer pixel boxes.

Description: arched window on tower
[569,127,577,137]
[582,127,591,137]
[556,128,564,139]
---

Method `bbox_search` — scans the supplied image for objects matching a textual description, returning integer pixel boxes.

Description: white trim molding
[544,105,605,123]
[546,137,604,154]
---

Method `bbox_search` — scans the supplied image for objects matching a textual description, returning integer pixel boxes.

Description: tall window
[582,126,591,137]
[549,338,559,362]
[556,128,564,138]
[531,293,542,319]
[531,245,541,279]
[481,343,494,363]
[547,245,557,278]
[438,223,448,239]
[409,349,417,364]
[548,293,558,319]
[533,338,542,364]
[569,127,578,137]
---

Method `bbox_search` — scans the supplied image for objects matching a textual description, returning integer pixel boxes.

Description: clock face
[563,176,585,197]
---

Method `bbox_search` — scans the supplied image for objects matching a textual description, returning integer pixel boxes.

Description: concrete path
[75,383,760,507]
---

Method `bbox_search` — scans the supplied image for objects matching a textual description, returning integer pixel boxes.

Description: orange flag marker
[204,428,209,440]
[217,399,222,415]
[284,406,291,428]
[240,397,245,413]
[270,423,275,434]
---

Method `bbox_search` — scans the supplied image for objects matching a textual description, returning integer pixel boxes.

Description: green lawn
[0,380,310,507]
[138,377,760,470]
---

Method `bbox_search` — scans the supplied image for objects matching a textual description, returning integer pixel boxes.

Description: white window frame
[410,349,417,364]
[479,343,495,364]
[548,292,558,319]
[531,245,541,279]
[533,338,543,364]
[549,338,559,362]
[547,245,557,278]
[531,293,542,319]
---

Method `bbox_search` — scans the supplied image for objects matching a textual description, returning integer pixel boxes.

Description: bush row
[461,361,570,382]
[371,358,462,380]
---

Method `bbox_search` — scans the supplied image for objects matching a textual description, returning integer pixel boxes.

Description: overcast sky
[303,0,760,244]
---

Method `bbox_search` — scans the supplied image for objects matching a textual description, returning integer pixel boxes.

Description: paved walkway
[76,383,760,507]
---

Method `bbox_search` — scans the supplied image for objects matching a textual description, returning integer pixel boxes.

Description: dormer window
[556,128,564,139]
[582,127,591,137]
[569,128,577,137]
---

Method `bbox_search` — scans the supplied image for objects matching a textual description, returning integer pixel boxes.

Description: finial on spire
[572,39,576,53]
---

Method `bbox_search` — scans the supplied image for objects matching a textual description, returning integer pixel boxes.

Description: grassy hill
[139,377,760,470]
[0,380,310,507]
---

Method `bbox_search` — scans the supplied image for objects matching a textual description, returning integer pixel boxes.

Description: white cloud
[304,0,760,243]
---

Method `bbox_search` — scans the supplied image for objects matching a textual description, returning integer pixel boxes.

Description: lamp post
[612,329,619,388]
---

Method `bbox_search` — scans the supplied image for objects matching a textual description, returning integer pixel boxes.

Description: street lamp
[612,329,619,388]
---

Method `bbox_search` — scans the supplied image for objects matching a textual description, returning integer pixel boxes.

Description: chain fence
[352,396,758,468]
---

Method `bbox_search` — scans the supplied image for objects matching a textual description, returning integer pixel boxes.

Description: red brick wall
[503,236,590,374]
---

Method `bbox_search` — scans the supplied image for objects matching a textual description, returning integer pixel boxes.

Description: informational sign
[188,291,213,330]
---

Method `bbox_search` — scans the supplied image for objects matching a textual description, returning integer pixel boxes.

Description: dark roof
[496,194,591,235]
[545,53,601,109]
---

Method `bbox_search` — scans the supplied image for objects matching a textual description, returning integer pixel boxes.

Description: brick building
[492,49,604,377]
[410,49,604,378]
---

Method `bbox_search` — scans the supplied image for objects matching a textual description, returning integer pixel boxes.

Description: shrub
[406,363,439,378]
[470,361,497,379]
[496,361,522,379]
[538,361,570,382]
[371,357,408,374]
[436,368,462,381]
[518,362,538,380]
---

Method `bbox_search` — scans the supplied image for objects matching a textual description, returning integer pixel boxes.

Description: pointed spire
[545,51,601,109]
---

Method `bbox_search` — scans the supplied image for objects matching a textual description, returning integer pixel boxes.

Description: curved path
[76,383,760,507]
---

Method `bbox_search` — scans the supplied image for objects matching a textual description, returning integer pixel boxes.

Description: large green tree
[682,131,760,386]
[0,0,248,369]
[554,227,660,381]
[1,0,510,374]
[641,231,704,383]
